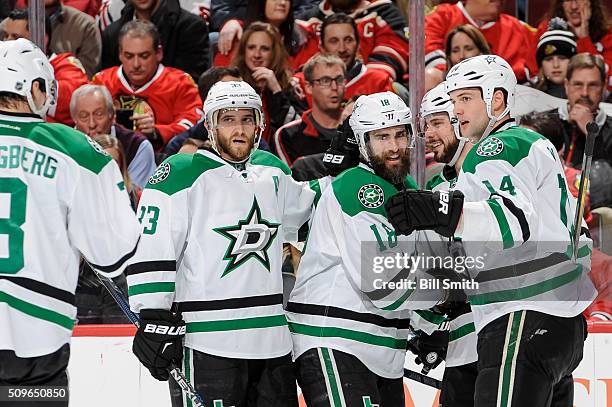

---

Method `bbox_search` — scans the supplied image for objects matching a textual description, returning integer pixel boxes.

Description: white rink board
[67,324,612,407]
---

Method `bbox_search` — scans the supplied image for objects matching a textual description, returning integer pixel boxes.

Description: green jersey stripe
[288,322,408,349]
[470,265,583,305]
[0,290,74,330]
[498,311,525,407]
[448,322,476,342]
[381,287,414,311]
[320,348,345,407]
[486,199,514,249]
[186,314,287,332]
[128,282,176,296]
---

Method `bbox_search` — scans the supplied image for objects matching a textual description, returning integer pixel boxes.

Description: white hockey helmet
[349,91,413,163]
[419,82,468,167]
[445,54,516,140]
[0,39,57,118]
[203,80,265,161]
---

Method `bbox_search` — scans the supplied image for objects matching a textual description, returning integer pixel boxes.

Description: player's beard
[216,134,255,163]
[369,148,411,185]
[434,137,460,163]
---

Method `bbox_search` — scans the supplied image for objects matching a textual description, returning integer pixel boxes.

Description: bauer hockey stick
[572,121,599,261]
[92,270,207,407]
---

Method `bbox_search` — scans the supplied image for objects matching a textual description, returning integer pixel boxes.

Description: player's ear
[492,89,506,115]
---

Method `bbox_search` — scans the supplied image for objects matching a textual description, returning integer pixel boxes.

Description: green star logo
[213,198,280,277]
[358,184,385,208]
[476,136,504,157]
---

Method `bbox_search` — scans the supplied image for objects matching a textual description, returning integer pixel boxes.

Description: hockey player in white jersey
[420,82,478,406]
[127,80,317,407]
[287,91,448,407]
[0,39,141,406]
[386,55,596,406]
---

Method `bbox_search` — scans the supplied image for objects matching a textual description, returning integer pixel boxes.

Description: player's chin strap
[447,137,469,168]
[481,103,511,141]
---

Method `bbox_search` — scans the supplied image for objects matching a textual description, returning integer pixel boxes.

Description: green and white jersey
[127,149,317,359]
[425,166,477,368]
[452,121,596,333]
[287,164,446,379]
[0,112,141,357]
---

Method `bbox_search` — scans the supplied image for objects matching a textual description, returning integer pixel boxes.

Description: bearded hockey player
[127,80,318,407]
[0,39,141,407]
[420,83,478,406]
[287,91,447,407]
[386,55,596,406]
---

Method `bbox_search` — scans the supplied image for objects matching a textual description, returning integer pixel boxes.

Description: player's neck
[453,144,473,172]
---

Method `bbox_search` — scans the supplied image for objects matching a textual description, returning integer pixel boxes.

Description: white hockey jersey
[426,167,478,368]
[451,121,596,333]
[0,112,141,357]
[127,149,317,359]
[287,164,446,379]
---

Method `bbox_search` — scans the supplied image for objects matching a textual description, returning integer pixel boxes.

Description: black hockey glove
[322,116,360,177]
[385,190,464,237]
[406,329,449,375]
[133,309,186,381]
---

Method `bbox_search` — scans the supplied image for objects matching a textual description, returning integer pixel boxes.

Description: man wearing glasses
[546,53,612,169]
[273,54,345,166]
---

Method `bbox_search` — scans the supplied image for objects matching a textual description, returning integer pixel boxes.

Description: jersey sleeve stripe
[127,260,177,275]
[177,293,283,312]
[127,281,176,296]
[474,252,568,284]
[486,199,514,249]
[492,193,531,243]
[286,301,411,329]
[448,321,476,342]
[88,239,139,275]
[0,275,75,305]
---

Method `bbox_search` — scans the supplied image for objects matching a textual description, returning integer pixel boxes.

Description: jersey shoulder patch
[145,152,224,195]
[332,166,415,217]
[462,126,546,174]
[250,149,291,175]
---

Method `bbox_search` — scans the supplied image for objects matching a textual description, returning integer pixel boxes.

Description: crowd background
[0,0,610,323]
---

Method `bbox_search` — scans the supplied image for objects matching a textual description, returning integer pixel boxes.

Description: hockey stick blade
[404,368,442,389]
[92,270,207,407]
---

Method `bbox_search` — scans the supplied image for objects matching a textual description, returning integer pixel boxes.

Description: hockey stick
[572,121,599,261]
[92,271,207,407]
[404,368,442,389]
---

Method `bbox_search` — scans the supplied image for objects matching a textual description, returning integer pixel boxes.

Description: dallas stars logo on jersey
[213,198,280,277]
[477,137,504,157]
[358,184,385,208]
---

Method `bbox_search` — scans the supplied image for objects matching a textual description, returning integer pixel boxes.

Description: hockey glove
[406,329,449,375]
[426,267,469,319]
[322,116,360,177]
[133,309,186,381]
[385,190,464,237]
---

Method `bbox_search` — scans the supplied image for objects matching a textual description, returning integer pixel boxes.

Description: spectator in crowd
[177,137,209,154]
[545,53,612,169]
[444,23,491,70]
[16,0,101,17]
[1,8,88,126]
[296,0,409,81]
[537,0,611,92]
[70,84,157,188]
[22,0,102,77]
[232,21,294,142]
[292,13,394,111]
[100,0,209,80]
[0,1,15,20]
[93,21,202,150]
[425,0,534,83]
[213,0,312,70]
[95,134,141,205]
[533,18,577,99]
[273,53,344,166]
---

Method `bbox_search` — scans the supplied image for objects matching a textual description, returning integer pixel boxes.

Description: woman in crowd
[444,24,491,71]
[538,0,611,92]
[215,0,311,70]
[232,21,294,141]
[94,134,140,209]
[533,18,577,99]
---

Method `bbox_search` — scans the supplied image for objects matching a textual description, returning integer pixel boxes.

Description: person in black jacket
[100,0,209,80]
[545,53,612,169]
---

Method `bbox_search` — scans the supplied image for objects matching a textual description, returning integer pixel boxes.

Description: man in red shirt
[1,8,88,126]
[293,12,394,112]
[425,0,536,83]
[93,20,202,148]
[296,0,409,81]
